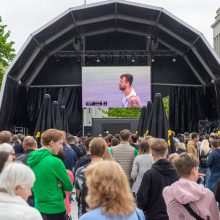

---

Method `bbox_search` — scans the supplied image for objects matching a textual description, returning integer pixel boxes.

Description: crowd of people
[0,129,219,219]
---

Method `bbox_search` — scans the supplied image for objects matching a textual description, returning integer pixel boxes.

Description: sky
[0,0,219,53]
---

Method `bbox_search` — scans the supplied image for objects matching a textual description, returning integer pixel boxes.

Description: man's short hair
[211,140,220,149]
[89,137,106,157]
[12,135,19,142]
[120,74,133,85]
[120,129,131,141]
[191,132,199,140]
[131,134,138,143]
[151,138,168,156]
[85,137,93,151]
[23,136,35,149]
[111,138,119,146]
[41,129,64,146]
[0,131,12,144]
[174,152,199,177]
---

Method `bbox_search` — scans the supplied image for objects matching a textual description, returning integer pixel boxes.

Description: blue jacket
[79,207,145,220]
[206,149,220,173]
[63,143,77,170]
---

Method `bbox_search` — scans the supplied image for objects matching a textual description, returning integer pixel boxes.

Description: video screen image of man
[119,73,142,108]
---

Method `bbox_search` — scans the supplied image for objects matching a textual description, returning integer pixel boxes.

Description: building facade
[212,8,220,57]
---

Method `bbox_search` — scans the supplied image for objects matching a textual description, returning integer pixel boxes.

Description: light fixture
[151,57,155,62]
[131,57,135,63]
[96,57,100,63]
[172,57,176,62]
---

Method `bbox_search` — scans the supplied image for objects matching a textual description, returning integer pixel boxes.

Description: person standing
[187,133,200,159]
[163,153,219,220]
[119,74,141,107]
[206,139,220,193]
[112,129,138,187]
[137,139,179,220]
[27,129,73,220]
[0,163,42,220]
[79,161,145,220]
[131,141,154,195]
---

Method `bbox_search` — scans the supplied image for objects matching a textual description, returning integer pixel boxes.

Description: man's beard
[119,86,125,91]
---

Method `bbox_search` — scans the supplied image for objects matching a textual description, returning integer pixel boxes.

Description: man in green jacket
[28,129,73,220]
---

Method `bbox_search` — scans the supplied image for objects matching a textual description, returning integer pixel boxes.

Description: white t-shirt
[122,88,137,107]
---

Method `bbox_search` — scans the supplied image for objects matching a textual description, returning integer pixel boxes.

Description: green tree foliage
[162,96,169,119]
[100,108,141,118]
[0,16,15,86]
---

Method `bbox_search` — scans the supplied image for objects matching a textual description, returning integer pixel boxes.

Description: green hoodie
[27,148,73,214]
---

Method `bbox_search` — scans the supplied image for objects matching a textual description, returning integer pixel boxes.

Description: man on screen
[119,73,141,108]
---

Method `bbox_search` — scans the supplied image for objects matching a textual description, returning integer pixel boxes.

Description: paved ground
[70,190,78,220]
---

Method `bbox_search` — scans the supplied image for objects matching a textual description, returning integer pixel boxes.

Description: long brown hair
[85,161,135,217]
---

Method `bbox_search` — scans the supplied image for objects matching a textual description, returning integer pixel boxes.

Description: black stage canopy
[0,0,219,134]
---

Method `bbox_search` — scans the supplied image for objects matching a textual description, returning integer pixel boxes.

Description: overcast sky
[0,0,219,52]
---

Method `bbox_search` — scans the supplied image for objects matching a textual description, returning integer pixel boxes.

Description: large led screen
[82,66,151,108]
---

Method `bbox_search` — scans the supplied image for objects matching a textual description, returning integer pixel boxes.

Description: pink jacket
[163,178,219,220]
[65,169,74,215]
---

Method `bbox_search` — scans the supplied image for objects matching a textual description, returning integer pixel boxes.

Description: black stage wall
[3,55,217,135]
[92,118,139,136]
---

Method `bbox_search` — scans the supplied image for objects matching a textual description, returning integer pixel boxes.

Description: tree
[162,96,169,119]
[0,16,15,86]
[100,108,141,118]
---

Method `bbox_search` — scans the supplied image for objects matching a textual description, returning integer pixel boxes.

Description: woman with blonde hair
[79,160,145,220]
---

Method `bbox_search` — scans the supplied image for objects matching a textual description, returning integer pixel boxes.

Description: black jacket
[137,159,179,220]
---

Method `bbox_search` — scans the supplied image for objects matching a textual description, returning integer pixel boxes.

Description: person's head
[0,131,12,144]
[184,137,191,146]
[85,137,93,152]
[85,160,135,217]
[184,132,190,139]
[41,129,64,155]
[204,134,210,141]
[89,137,106,158]
[22,136,36,151]
[174,152,199,181]
[0,143,16,160]
[104,136,110,145]
[114,134,121,141]
[19,135,25,144]
[111,138,119,147]
[145,136,154,148]
[130,134,138,144]
[211,139,220,149]
[138,141,150,155]
[191,133,200,142]
[151,139,168,161]
[12,135,19,142]
[176,133,184,143]
[0,163,35,201]
[120,129,131,142]
[168,153,179,165]
[0,151,13,173]
[210,133,217,142]
[119,74,133,91]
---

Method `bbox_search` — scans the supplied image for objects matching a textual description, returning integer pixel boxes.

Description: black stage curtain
[137,101,152,136]
[169,86,206,133]
[0,78,18,130]
[146,93,169,141]
[34,94,55,136]
[26,87,82,136]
